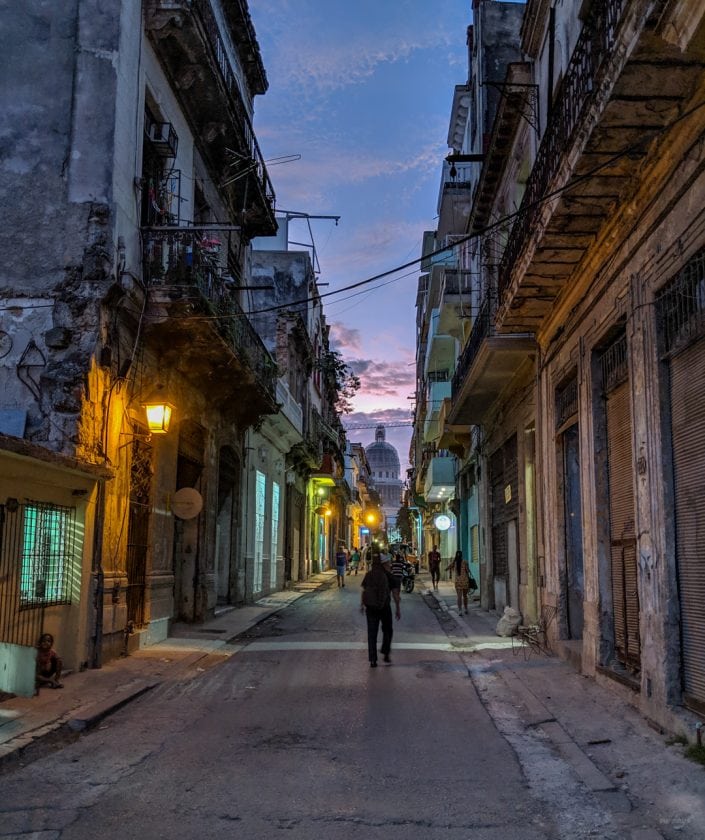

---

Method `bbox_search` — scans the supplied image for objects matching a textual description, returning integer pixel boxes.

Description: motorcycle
[401,561,415,593]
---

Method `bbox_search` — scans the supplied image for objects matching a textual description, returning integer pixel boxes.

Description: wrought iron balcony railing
[498,0,626,299]
[142,225,277,396]
[193,0,275,209]
[145,0,275,227]
[451,290,496,398]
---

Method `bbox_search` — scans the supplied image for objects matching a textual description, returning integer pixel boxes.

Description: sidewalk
[0,571,336,770]
[420,570,705,839]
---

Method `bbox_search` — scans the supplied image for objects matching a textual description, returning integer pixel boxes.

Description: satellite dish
[172,487,203,520]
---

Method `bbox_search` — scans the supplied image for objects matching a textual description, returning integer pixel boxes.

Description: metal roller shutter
[670,339,705,711]
[606,382,640,670]
[490,435,519,580]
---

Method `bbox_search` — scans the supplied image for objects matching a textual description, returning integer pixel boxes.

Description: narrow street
[1,579,701,840]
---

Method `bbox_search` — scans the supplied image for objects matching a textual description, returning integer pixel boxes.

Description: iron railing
[657,248,705,354]
[498,0,626,298]
[441,269,473,296]
[600,332,629,394]
[452,290,497,398]
[142,226,277,397]
[145,0,275,216]
[194,0,276,211]
[556,377,579,428]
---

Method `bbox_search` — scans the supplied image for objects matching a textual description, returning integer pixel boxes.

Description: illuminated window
[20,502,75,607]
[270,482,280,588]
[254,471,266,593]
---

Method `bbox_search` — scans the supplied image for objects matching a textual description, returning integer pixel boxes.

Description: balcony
[141,225,277,424]
[497,0,705,332]
[437,160,476,240]
[423,379,451,446]
[426,380,452,422]
[437,269,473,337]
[424,453,456,502]
[144,0,276,236]
[448,292,535,425]
[424,309,456,376]
[271,380,304,448]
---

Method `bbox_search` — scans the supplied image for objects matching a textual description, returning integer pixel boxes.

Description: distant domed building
[365,425,404,531]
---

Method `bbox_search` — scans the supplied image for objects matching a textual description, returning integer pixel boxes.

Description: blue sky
[249,0,473,468]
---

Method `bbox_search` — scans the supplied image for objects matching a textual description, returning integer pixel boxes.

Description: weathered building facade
[0,1,345,695]
[422,0,705,734]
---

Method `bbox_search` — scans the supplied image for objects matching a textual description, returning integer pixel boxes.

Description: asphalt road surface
[0,579,674,839]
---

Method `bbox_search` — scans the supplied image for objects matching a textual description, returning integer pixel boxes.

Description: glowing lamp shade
[434,514,451,531]
[142,387,175,434]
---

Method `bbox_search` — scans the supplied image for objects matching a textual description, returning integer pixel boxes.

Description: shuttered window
[490,435,519,580]
[600,332,639,672]
[657,248,705,713]
[605,382,640,670]
[669,341,705,711]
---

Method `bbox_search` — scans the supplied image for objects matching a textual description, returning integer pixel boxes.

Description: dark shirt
[428,550,441,569]
[390,556,405,581]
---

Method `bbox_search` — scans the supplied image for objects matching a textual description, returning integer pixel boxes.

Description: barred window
[20,502,75,607]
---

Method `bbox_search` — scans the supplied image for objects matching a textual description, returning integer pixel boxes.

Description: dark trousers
[430,566,440,586]
[366,604,393,663]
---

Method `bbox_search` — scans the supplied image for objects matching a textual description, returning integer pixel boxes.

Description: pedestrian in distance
[390,551,405,589]
[446,550,474,614]
[360,551,401,667]
[428,544,441,591]
[335,545,347,588]
[35,633,63,692]
[350,546,361,575]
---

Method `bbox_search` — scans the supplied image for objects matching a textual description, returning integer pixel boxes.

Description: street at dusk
[3,576,704,839]
[3,1,705,838]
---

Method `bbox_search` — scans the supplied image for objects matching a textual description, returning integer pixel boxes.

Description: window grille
[656,248,705,354]
[20,502,75,607]
[555,376,578,429]
[600,332,628,394]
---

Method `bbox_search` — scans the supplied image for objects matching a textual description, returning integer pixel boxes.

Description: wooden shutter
[606,382,640,670]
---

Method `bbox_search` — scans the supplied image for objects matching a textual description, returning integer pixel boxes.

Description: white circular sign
[172,487,203,520]
[434,514,451,531]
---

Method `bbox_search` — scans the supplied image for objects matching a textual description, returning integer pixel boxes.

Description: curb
[67,679,160,732]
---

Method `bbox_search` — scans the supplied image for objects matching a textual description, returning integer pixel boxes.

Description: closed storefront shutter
[670,339,705,711]
[490,447,507,577]
[490,435,519,586]
[605,381,640,670]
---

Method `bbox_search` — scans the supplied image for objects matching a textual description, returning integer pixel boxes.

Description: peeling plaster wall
[0,1,127,457]
[535,87,705,728]
[249,250,315,349]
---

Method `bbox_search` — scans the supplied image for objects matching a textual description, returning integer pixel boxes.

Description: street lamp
[141,385,175,434]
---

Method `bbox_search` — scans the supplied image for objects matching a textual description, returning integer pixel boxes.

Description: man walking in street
[428,544,441,591]
[360,551,401,667]
[335,545,347,587]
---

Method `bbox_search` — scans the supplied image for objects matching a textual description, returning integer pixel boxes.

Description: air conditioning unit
[146,121,179,158]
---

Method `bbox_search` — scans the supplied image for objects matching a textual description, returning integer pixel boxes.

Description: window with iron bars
[20,502,75,607]
[555,376,578,429]
[656,248,705,355]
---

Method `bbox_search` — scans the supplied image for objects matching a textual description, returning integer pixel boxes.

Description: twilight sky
[249,0,472,470]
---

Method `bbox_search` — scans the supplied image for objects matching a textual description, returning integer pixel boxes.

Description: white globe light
[434,514,451,531]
